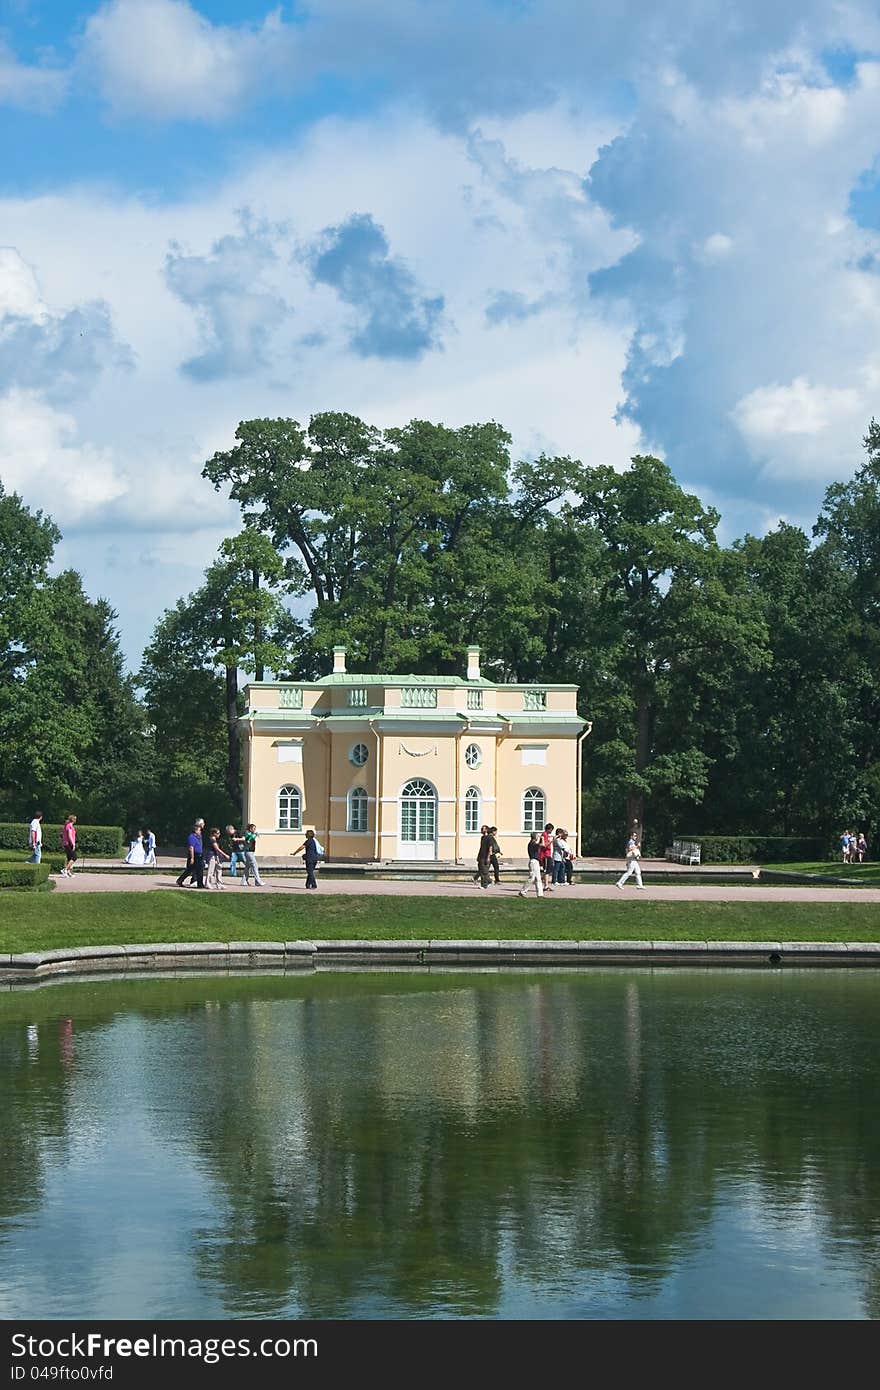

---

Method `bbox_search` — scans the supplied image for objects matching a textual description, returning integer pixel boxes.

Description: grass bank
[1,892,880,954]
[766,861,880,886]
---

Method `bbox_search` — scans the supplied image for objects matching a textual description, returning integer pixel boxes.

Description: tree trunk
[252,566,264,682]
[225,662,241,813]
[627,682,652,842]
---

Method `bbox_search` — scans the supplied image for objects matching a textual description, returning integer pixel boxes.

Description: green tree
[203,413,518,672]
[571,456,769,843]
[141,531,300,812]
[812,419,880,835]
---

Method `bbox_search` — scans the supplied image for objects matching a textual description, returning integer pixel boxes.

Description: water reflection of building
[4,972,880,1318]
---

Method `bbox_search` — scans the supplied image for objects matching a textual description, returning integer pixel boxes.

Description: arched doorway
[399,778,438,860]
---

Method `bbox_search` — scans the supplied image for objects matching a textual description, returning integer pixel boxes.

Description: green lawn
[1,891,880,954]
[765,861,880,886]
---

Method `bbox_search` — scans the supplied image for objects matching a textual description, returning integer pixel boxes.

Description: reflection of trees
[3,971,880,1317]
[169,972,880,1317]
[0,1017,76,1225]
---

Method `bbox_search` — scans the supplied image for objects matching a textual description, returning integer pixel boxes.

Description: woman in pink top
[60,814,77,877]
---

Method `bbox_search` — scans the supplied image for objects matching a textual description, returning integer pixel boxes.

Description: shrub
[0,823,123,856]
[0,848,65,872]
[678,835,825,864]
[0,862,50,890]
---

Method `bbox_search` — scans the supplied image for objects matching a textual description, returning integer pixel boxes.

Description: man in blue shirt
[176,820,205,888]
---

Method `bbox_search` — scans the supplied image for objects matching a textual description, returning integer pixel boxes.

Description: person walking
[177,822,205,888]
[616,833,644,890]
[472,826,489,882]
[518,831,544,898]
[204,827,228,889]
[28,812,43,864]
[856,832,868,863]
[539,823,555,891]
[840,830,851,864]
[226,825,246,878]
[60,814,77,877]
[143,829,157,866]
[488,827,502,885]
[293,829,322,889]
[477,826,494,889]
[242,824,263,886]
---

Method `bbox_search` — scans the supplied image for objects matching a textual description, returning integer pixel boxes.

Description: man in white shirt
[616,834,644,890]
[29,812,43,864]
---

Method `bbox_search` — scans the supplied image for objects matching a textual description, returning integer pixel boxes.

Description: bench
[665,839,701,865]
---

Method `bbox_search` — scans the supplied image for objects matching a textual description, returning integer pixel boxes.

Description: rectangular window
[279,688,303,709]
[467,688,483,710]
[523,689,547,711]
[348,687,368,707]
[401,686,437,707]
[349,793,368,832]
[520,744,548,766]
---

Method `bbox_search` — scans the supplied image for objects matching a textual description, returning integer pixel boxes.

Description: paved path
[49,870,880,903]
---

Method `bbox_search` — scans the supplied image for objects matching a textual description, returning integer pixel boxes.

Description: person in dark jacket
[293,829,321,889]
[477,827,494,889]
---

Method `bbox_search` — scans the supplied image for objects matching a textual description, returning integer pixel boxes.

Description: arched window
[348,786,369,832]
[464,786,481,834]
[350,742,369,766]
[400,779,437,848]
[522,787,546,833]
[277,784,302,831]
[464,742,482,769]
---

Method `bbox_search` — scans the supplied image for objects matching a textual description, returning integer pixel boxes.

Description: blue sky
[2,1,880,665]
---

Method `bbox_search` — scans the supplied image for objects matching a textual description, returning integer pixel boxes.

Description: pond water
[1,968,879,1320]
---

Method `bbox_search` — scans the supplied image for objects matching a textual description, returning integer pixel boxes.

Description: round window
[464,743,482,769]
[350,743,369,766]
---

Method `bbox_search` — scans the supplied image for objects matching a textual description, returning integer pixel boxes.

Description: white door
[399,779,437,860]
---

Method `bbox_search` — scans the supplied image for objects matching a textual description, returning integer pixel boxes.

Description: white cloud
[81,0,297,121]
[164,222,294,379]
[0,389,128,519]
[732,375,872,481]
[0,40,66,113]
[0,246,133,401]
[733,376,863,439]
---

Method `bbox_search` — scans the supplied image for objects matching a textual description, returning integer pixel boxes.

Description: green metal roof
[314,673,490,686]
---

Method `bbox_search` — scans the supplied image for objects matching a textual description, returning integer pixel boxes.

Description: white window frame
[350,742,369,766]
[522,787,546,833]
[464,787,481,834]
[277,784,303,831]
[464,742,482,769]
[348,786,369,832]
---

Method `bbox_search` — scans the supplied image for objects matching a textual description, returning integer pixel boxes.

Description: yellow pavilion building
[239,646,589,862]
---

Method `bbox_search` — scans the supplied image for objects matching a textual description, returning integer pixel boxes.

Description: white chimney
[466,645,481,681]
[333,646,347,674]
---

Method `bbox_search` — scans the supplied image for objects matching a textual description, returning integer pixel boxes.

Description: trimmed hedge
[0,822,123,856]
[0,862,50,890]
[0,848,65,872]
[679,835,825,864]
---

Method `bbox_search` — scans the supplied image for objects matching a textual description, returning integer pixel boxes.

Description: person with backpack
[292,829,323,889]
